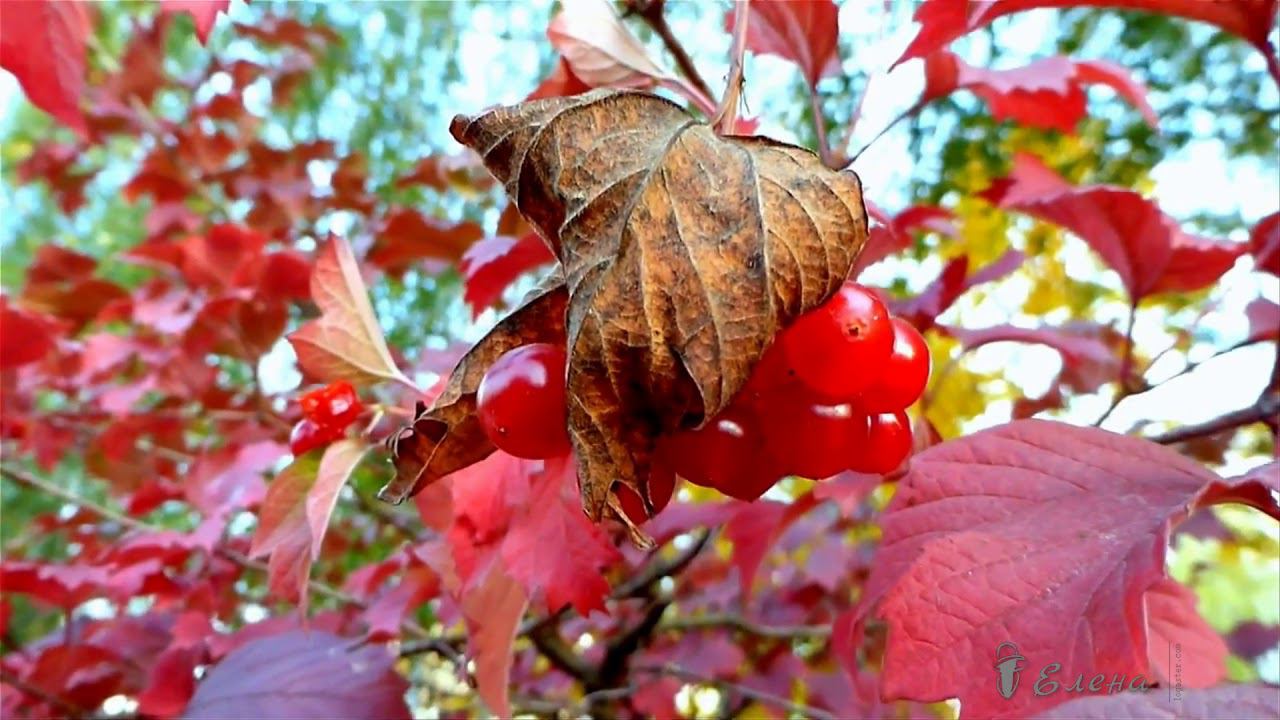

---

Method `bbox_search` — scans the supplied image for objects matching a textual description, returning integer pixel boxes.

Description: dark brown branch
[628,0,713,101]
[529,622,598,684]
[614,528,712,599]
[1151,394,1280,445]
[597,600,670,688]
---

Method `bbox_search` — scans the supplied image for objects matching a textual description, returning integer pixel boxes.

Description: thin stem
[630,0,713,100]
[809,88,836,168]
[660,613,830,639]
[1094,299,1140,427]
[1150,394,1280,445]
[635,664,839,720]
[713,0,751,135]
[846,100,923,167]
[1265,47,1280,90]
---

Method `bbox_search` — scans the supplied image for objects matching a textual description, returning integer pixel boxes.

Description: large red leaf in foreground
[922,51,1157,133]
[1143,578,1227,689]
[858,420,1273,719]
[1033,683,1280,719]
[729,0,842,89]
[0,0,91,137]
[988,154,1244,300]
[181,630,410,719]
[895,0,1280,67]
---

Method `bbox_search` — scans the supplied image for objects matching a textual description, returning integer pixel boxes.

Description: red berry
[850,411,913,475]
[614,458,677,525]
[300,381,363,432]
[782,282,894,400]
[290,418,342,456]
[857,318,930,412]
[755,390,869,480]
[477,343,571,459]
[658,406,768,493]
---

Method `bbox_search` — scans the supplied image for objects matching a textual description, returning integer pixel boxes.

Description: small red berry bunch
[290,381,365,456]
[471,281,931,517]
[660,281,928,501]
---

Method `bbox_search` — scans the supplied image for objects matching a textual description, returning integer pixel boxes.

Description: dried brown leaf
[383,89,867,522]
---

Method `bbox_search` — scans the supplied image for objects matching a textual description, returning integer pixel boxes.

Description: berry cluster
[289,380,364,455]
[471,282,930,517]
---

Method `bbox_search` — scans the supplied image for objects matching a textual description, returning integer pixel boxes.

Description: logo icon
[994,641,1026,699]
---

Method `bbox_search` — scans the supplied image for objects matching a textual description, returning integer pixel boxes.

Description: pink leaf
[1144,578,1227,689]
[0,0,90,137]
[729,0,841,89]
[287,237,415,388]
[500,455,621,615]
[136,646,198,720]
[184,630,411,720]
[891,250,1024,330]
[460,234,555,317]
[861,420,1224,718]
[461,563,528,720]
[547,0,672,90]
[1245,298,1280,343]
[942,323,1119,379]
[725,493,818,599]
[1032,683,1280,719]
[363,567,440,642]
[1195,461,1280,520]
[304,439,369,561]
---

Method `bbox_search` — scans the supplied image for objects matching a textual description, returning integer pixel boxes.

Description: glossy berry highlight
[477,343,571,459]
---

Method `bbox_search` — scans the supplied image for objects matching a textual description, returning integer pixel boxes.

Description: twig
[0,667,85,718]
[1265,47,1280,90]
[529,621,598,683]
[660,613,830,639]
[613,528,712,599]
[1150,394,1280,445]
[713,0,751,134]
[397,636,467,666]
[597,600,670,688]
[0,466,431,640]
[1094,299,1141,427]
[809,88,836,168]
[846,99,923,166]
[635,664,839,720]
[629,0,713,101]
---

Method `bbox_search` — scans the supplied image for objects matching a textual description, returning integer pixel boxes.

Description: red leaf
[250,439,367,604]
[0,561,108,609]
[460,234,555,317]
[160,0,233,44]
[460,563,528,720]
[500,454,621,615]
[22,643,125,712]
[1245,298,1280,343]
[0,0,90,137]
[366,208,485,276]
[891,249,1024,330]
[1144,578,1227,689]
[991,154,1239,299]
[0,297,60,369]
[851,204,955,276]
[861,420,1224,718]
[136,646,198,720]
[1249,212,1280,276]
[393,153,495,194]
[288,237,416,388]
[183,630,411,720]
[259,250,312,301]
[729,0,841,89]
[1195,461,1280,520]
[895,0,1279,67]
[186,440,286,516]
[363,567,439,642]
[725,493,818,600]
[1033,683,1280,719]
[921,51,1157,133]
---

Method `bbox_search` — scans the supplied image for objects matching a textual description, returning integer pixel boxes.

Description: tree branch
[613,528,712,599]
[1150,394,1280,445]
[713,0,750,134]
[660,612,830,639]
[635,664,839,720]
[628,0,713,101]
[529,621,599,684]
[597,600,670,688]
